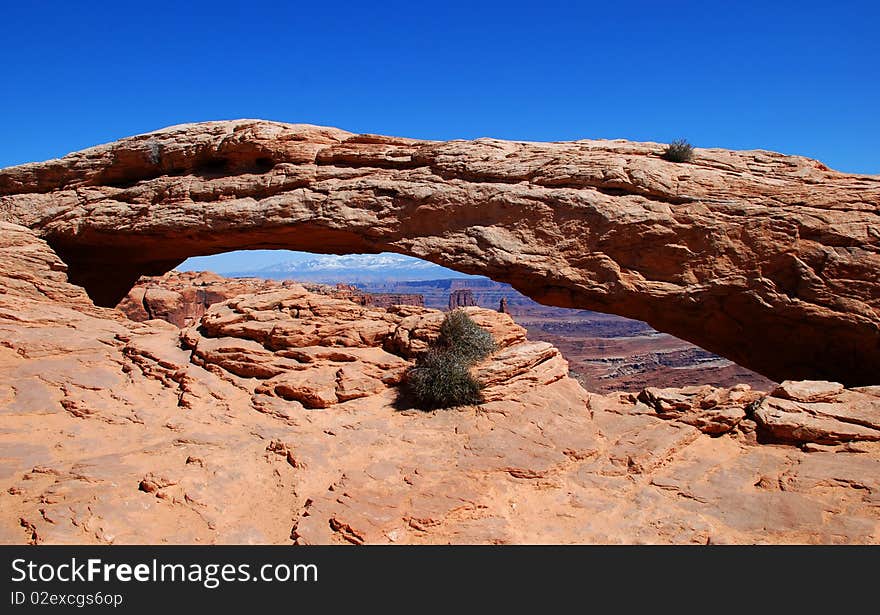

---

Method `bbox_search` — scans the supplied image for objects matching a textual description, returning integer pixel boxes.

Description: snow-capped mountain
[234,252,476,282]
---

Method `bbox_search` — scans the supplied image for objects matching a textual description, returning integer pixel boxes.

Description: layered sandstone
[1,230,880,544]
[118,271,293,327]
[118,272,425,327]
[1,122,879,545]
[448,288,477,310]
[1,120,878,384]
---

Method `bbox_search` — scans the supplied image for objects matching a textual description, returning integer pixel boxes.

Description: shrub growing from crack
[437,309,497,362]
[404,309,497,410]
[662,139,694,163]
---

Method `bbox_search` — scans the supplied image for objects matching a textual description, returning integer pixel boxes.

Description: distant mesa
[448,289,477,310]
[318,283,424,310]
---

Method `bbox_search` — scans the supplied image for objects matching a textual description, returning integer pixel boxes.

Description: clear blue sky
[2,0,878,173]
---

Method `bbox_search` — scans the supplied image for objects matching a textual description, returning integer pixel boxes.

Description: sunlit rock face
[1,120,878,384]
[1,123,880,545]
[1,227,880,545]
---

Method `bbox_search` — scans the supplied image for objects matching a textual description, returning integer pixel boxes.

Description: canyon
[355,276,775,392]
[0,121,879,544]
[132,271,774,392]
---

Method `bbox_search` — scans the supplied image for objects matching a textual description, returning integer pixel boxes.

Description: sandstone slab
[2,222,880,545]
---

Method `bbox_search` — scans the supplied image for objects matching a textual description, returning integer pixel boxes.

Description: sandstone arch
[1,120,878,385]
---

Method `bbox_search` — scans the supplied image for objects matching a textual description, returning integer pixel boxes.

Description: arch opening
[42,217,879,388]
[115,248,777,393]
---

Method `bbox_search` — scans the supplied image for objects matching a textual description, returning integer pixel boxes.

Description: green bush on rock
[404,310,497,410]
[437,309,497,362]
[662,139,694,163]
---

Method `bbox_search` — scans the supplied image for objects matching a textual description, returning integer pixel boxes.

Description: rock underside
[1,120,878,385]
[1,232,879,545]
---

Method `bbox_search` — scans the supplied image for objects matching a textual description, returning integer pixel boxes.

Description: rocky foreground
[1,238,879,544]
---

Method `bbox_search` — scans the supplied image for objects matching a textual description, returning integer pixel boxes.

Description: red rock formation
[2,236,880,545]
[312,283,362,304]
[365,294,423,309]
[448,288,477,310]
[303,283,423,308]
[1,120,877,384]
[119,271,292,327]
[119,273,426,327]
[2,122,880,545]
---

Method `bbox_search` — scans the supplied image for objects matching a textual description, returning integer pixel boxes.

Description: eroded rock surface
[118,271,293,327]
[2,120,878,384]
[1,237,879,545]
[118,273,426,327]
[753,382,880,444]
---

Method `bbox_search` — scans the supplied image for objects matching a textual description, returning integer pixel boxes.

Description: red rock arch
[1,120,878,385]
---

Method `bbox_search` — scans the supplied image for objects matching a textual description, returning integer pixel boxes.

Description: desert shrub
[405,350,483,410]
[662,139,694,163]
[437,309,497,362]
[404,310,497,409]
